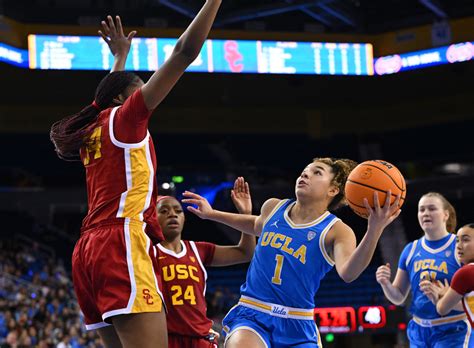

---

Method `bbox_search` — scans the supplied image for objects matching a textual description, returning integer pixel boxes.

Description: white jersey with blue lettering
[240,199,340,310]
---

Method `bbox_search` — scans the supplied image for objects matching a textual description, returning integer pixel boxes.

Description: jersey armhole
[262,199,288,227]
[189,241,208,296]
[405,240,419,268]
[109,106,150,149]
[319,218,340,267]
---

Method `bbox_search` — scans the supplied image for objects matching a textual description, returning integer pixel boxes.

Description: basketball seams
[346,180,406,201]
[362,162,405,192]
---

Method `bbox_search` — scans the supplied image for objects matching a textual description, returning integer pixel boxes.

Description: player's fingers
[127,30,137,41]
[383,190,392,211]
[233,178,239,191]
[107,15,117,34]
[181,198,201,206]
[186,206,200,215]
[100,21,111,36]
[98,31,109,42]
[363,198,373,215]
[244,181,250,194]
[373,192,381,211]
[115,15,124,35]
[182,191,202,199]
[390,194,401,214]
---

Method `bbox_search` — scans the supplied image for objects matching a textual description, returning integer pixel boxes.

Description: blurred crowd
[0,239,240,348]
[0,240,103,348]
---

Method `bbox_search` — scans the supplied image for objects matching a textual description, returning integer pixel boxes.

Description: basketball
[345,160,406,218]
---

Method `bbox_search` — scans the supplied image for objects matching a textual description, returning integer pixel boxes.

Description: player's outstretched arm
[182,191,279,237]
[331,191,401,283]
[211,177,256,266]
[99,15,137,72]
[141,0,222,110]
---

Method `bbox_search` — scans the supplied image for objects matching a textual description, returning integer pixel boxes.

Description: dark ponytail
[50,71,141,161]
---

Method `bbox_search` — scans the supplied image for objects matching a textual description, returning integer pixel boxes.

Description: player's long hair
[50,71,141,161]
[421,192,457,233]
[313,157,358,211]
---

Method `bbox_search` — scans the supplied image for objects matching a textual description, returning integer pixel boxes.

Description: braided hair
[50,71,141,161]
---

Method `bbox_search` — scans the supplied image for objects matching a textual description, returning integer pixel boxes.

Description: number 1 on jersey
[272,254,284,285]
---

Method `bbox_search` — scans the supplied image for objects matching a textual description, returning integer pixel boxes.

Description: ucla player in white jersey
[183,157,401,347]
[376,192,473,347]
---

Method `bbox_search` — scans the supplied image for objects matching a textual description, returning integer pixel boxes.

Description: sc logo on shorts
[142,289,154,305]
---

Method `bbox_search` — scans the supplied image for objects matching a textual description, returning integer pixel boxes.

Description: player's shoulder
[459,263,474,276]
[260,198,286,216]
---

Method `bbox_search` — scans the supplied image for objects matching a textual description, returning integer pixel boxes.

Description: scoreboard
[27,34,374,76]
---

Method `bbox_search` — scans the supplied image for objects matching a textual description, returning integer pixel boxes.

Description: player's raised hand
[420,278,449,304]
[182,191,214,219]
[364,191,401,233]
[99,15,137,57]
[375,263,392,286]
[231,177,252,215]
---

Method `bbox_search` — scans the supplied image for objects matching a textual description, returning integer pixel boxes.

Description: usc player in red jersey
[422,224,474,329]
[49,2,223,347]
[156,177,256,348]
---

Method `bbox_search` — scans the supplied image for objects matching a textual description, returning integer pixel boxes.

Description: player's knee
[226,330,266,348]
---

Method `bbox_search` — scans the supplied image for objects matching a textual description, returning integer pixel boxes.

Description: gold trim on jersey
[412,313,467,327]
[464,291,474,324]
[318,217,340,266]
[238,295,315,320]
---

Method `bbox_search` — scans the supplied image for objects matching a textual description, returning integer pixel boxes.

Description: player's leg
[97,326,123,348]
[406,321,429,348]
[111,312,168,348]
[222,306,270,348]
[225,328,268,348]
[93,222,167,347]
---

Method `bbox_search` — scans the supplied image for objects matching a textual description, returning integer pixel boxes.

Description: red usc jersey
[451,263,474,327]
[157,240,216,337]
[79,89,163,243]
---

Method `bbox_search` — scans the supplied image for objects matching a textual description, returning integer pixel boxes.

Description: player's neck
[424,228,450,241]
[290,201,327,224]
[161,239,183,253]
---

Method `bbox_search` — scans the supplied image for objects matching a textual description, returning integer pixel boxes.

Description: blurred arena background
[1,0,474,347]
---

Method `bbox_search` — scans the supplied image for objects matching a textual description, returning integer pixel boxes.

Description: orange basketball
[344,160,406,219]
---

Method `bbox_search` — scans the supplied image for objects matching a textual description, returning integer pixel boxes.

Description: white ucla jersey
[240,199,340,309]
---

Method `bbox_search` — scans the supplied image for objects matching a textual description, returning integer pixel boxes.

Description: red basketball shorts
[168,334,218,348]
[72,218,163,330]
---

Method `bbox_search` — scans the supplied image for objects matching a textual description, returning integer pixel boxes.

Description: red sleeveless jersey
[79,89,163,243]
[157,240,216,337]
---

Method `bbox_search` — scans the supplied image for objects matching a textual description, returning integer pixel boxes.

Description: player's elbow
[174,41,201,63]
[436,303,450,316]
[339,272,357,283]
[389,298,404,306]
[239,246,256,262]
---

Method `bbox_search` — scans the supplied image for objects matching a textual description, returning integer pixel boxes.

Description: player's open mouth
[167,219,180,227]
